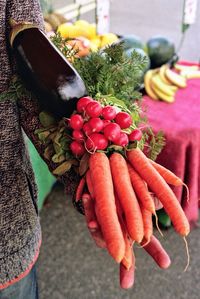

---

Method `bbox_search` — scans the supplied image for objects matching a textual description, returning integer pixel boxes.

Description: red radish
[83,122,92,136]
[77,96,93,113]
[129,129,142,141]
[102,105,117,120]
[70,141,86,156]
[104,123,121,142]
[85,101,102,117]
[72,130,85,142]
[114,132,129,147]
[86,133,108,150]
[88,118,104,133]
[70,114,84,130]
[103,119,111,128]
[115,112,132,129]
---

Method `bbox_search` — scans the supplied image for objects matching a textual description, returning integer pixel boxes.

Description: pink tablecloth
[142,76,200,225]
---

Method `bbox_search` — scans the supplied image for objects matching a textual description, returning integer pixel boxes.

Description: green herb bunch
[73,42,146,105]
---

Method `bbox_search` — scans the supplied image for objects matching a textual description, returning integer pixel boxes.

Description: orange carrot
[127,163,156,214]
[127,148,190,237]
[115,193,133,270]
[89,152,125,263]
[75,177,86,202]
[149,159,183,186]
[121,231,133,270]
[110,152,144,243]
[149,159,189,201]
[140,205,153,243]
[86,170,95,198]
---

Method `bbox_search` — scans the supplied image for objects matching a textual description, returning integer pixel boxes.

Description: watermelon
[147,36,175,68]
[119,34,146,51]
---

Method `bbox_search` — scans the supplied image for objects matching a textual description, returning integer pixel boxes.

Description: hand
[82,194,171,289]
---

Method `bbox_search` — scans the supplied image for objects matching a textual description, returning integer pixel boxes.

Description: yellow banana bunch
[174,63,200,79]
[174,63,199,72]
[181,70,200,79]
[144,70,159,100]
[165,68,187,88]
[144,64,187,103]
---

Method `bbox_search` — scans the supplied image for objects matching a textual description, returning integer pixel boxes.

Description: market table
[142,72,200,226]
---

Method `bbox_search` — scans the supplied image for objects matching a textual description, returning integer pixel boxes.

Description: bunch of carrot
[75,147,190,284]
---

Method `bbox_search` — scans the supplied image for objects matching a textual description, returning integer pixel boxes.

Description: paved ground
[37,1,200,298]
[37,184,200,299]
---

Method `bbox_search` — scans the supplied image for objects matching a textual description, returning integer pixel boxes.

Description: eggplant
[10,21,87,119]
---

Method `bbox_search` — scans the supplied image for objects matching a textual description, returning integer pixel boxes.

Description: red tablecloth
[142,75,200,226]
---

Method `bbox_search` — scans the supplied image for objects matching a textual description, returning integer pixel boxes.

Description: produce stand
[142,62,200,226]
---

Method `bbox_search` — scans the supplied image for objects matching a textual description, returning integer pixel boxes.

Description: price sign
[96,0,110,35]
[183,0,198,24]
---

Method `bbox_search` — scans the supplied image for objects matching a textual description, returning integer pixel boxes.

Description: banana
[159,65,178,92]
[151,82,175,103]
[151,74,176,97]
[165,68,187,88]
[159,64,173,85]
[174,64,199,72]
[144,70,159,100]
[180,70,200,79]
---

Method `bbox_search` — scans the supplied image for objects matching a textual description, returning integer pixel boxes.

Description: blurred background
[43,0,200,61]
[34,1,200,299]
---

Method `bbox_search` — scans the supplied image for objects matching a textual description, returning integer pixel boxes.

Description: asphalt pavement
[37,184,200,299]
[37,1,200,298]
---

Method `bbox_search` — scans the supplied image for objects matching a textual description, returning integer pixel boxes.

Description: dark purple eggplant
[10,21,87,119]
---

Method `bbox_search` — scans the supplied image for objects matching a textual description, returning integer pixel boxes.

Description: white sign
[183,0,198,24]
[75,0,89,4]
[96,0,110,35]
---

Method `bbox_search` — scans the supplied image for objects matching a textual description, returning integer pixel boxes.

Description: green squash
[147,36,175,68]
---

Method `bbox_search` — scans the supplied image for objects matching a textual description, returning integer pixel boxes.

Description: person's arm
[6,0,80,194]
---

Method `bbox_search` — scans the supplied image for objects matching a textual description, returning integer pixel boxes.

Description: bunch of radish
[67,96,143,157]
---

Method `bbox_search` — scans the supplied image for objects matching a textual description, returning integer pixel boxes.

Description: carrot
[121,232,133,270]
[120,251,135,289]
[89,152,125,263]
[140,205,153,243]
[149,159,183,186]
[127,163,156,214]
[75,177,86,202]
[127,148,190,237]
[149,159,189,201]
[141,235,171,269]
[86,170,95,198]
[115,193,133,270]
[110,152,144,243]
